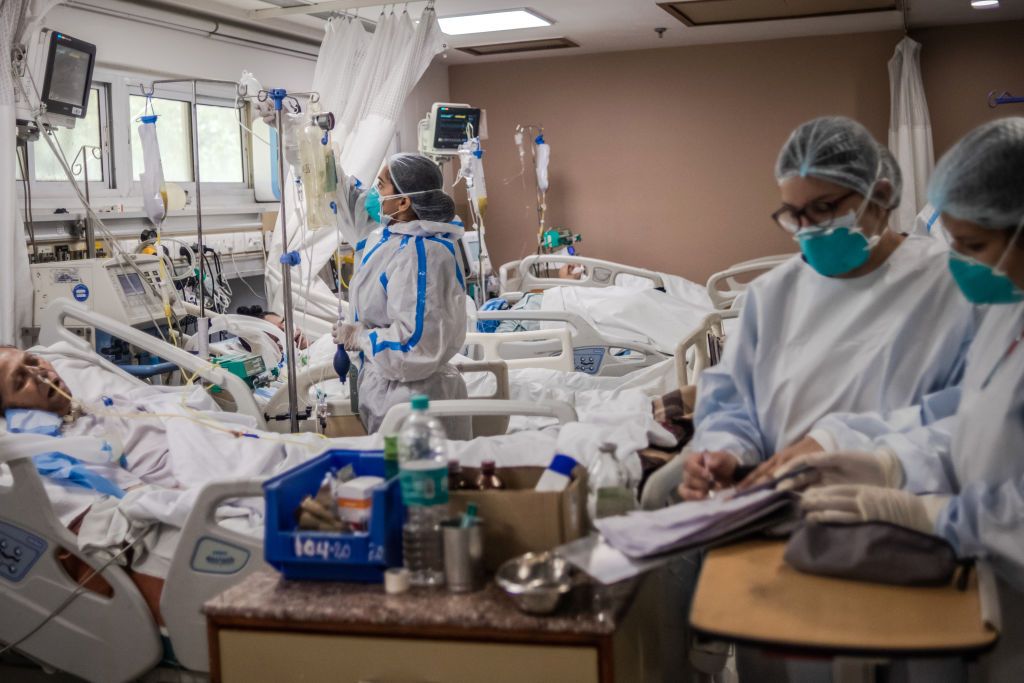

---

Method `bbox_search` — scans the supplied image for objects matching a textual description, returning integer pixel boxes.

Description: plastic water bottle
[397,394,449,587]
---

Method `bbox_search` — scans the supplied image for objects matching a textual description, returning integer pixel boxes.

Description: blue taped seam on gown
[425,236,465,290]
[369,237,427,355]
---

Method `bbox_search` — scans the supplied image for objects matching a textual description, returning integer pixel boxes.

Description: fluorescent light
[971,0,999,9]
[438,9,551,36]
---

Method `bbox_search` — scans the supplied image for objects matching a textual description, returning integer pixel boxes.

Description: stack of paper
[594,489,792,559]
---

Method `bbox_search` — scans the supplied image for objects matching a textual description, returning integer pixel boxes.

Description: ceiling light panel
[439,9,552,36]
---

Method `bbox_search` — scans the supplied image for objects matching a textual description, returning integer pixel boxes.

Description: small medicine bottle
[475,460,506,491]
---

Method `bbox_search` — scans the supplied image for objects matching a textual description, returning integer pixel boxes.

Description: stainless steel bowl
[495,551,574,615]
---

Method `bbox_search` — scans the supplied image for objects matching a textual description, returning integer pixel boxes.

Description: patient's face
[0,349,73,416]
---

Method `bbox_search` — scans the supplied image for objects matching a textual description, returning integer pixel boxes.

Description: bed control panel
[0,521,47,583]
[573,346,606,375]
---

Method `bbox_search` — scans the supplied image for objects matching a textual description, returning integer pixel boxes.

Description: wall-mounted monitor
[39,31,97,127]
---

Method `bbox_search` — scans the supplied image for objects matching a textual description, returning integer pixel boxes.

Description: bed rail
[706,254,791,310]
[476,309,667,377]
[0,433,162,682]
[379,398,577,437]
[39,299,266,429]
[517,254,664,292]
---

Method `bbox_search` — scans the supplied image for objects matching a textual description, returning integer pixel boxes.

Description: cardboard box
[448,465,588,572]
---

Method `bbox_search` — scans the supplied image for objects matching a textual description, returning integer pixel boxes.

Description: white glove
[776,449,904,492]
[255,97,277,127]
[333,322,363,352]
[800,485,950,536]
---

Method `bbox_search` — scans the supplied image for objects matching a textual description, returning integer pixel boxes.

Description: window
[129,95,193,182]
[129,97,245,184]
[198,104,244,183]
[33,87,106,182]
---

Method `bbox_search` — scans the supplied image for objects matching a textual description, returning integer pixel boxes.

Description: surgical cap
[776,116,897,209]
[927,117,1024,230]
[388,153,456,223]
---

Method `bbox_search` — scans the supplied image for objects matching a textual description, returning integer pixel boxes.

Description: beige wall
[450,21,1024,282]
[917,21,1024,157]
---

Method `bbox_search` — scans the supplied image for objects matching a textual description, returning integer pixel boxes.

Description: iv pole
[261,87,321,434]
[140,78,247,356]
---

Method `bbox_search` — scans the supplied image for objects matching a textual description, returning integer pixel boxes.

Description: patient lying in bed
[0,343,686,621]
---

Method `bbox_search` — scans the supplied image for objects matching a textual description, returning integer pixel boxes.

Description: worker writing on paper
[677,116,978,501]
[775,117,1024,679]
[332,154,470,437]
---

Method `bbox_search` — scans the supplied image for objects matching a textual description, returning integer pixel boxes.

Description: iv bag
[298,118,339,231]
[458,137,489,217]
[138,116,166,225]
[535,135,550,194]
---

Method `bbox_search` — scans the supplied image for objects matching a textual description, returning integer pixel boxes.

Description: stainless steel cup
[441,519,484,593]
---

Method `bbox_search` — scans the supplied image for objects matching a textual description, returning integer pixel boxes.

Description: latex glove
[255,97,277,126]
[737,435,824,490]
[775,449,904,492]
[333,322,363,352]
[800,485,950,536]
[678,450,739,502]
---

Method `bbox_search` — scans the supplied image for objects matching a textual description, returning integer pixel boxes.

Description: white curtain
[264,8,444,318]
[1,0,57,345]
[888,36,934,234]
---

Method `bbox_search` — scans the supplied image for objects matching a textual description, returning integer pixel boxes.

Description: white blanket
[540,284,714,354]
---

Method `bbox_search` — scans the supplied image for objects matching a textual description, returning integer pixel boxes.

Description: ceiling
[159,0,1024,64]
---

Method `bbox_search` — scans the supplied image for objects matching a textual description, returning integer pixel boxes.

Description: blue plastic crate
[263,449,404,582]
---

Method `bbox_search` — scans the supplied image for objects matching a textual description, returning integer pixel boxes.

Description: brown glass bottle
[448,460,469,492]
[475,460,506,491]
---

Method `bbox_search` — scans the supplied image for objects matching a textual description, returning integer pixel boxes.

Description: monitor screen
[48,44,91,107]
[433,107,481,150]
[117,273,145,296]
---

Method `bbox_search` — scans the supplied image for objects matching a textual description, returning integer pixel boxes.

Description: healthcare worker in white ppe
[677,116,978,501]
[777,117,1024,680]
[332,154,470,437]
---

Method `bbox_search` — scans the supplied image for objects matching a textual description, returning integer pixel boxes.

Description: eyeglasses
[772,190,858,233]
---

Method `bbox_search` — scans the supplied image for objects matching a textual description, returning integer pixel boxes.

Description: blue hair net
[388,153,456,223]
[927,117,1024,230]
[776,116,899,209]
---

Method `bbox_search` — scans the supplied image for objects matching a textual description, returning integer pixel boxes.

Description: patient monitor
[31,255,183,332]
[418,103,485,157]
[38,31,97,130]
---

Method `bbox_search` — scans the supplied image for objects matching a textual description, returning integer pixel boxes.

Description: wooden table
[690,539,998,657]
[205,569,662,683]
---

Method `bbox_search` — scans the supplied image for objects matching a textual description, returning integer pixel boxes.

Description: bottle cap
[482,460,496,470]
[385,567,411,594]
[411,394,429,411]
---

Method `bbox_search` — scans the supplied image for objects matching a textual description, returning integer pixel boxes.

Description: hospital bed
[0,400,578,682]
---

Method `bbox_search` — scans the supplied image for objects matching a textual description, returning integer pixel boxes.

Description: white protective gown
[690,235,978,463]
[905,304,1024,679]
[336,178,469,437]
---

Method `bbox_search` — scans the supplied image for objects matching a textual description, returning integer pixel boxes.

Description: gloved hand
[332,322,363,352]
[775,449,904,492]
[737,435,824,490]
[255,97,277,127]
[800,485,950,536]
